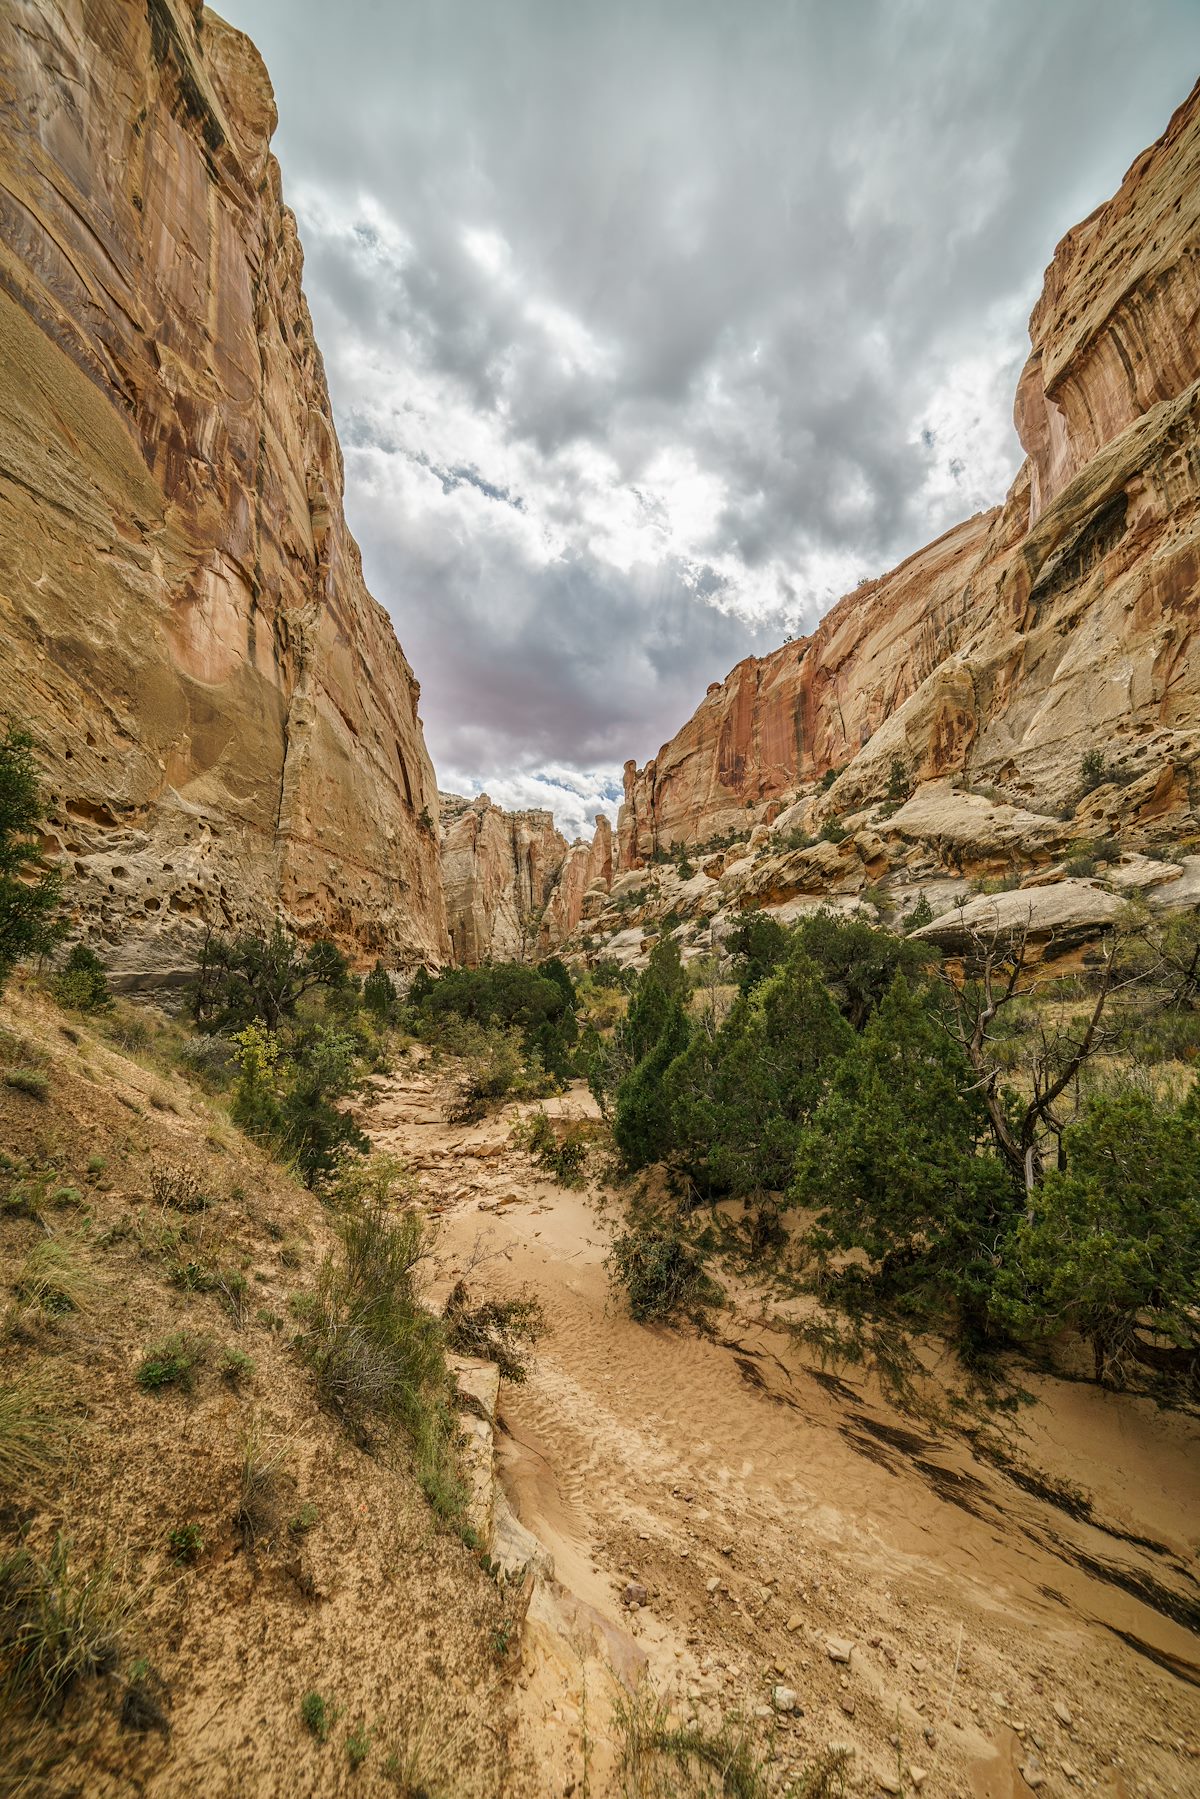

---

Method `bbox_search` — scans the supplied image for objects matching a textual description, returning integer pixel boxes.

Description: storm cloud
[221,0,1198,840]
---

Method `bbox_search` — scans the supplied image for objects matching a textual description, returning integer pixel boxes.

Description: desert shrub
[52,943,111,1013]
[136,1330,206,1392]
[663,948,853,1196]
[4,1068,48,1100]
[611,1679,850,1799]
[724,913,791,995]
[992,1085,1200,1384]
[0,724,65,996]
[191,921,350,1032]
[442,1280,546,1382]
[792,977,1017,1333]
[301,1689,336,1743]
[0,1536,130,1715]
[347,1723,372,1768]
[148,1159,209,1213]
[1079,748,1107,793]
[819,817,848,844]
[1065,853,1097,878]
[885,755,910,803]
[904,892,934,933]
[220,1347,255,1386]
[589,937,691,1121]
[510,1108,589,1186]
[361,960,395,1020]
[302,1155,462,1514]
[230,1021,367,1183]
[790,910,934,1030]
[613,996,691,1169]
[411,958,578,1080]
[447,1024,544,1123]
[234,1423,287,1548]
[607,1220,721,1323]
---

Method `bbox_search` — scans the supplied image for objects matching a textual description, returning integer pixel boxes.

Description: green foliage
[992,1086,1200,1383]
[220,1347,255,1386]
[819,817,848,844]
[820,766,843,791]
[136,1330,206,1392]
[885,755,910,803]
[724,913,791,994]
[52,943,111,1013]
[613,994,692,1168]
[347,1723,372,1769]
[790,910,934,1030]
[448,1023,546,1123]
[607,1220,721,1323]
[230,1020,368,1183]
[792,977,1018,1324]
[301,1689,336,1743]
[0,725,65,994]
[442,1279,545,1382]
[14,1237,91,1314]
[192,921,350,1033]
[361,959,395,1020]
[664,949,852,1196]
[412,958,578,1080]
[168,1523,204,1564]
[1079,748,1107,793]
[0,1373,64,1495]
[510,1107,589,1185]
[904,893,934,934]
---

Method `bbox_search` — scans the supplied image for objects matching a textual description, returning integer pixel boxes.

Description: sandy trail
[364,1067,1200,1799]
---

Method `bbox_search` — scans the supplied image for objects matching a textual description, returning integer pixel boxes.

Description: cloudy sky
[222,1,1198,840]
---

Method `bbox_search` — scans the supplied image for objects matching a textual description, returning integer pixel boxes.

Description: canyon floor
[364,1063,1200,1799]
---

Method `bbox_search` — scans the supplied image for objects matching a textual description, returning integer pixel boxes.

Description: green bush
[0,1535,130,1715]
[361,960,395,1020]
[663,948,852,1195]
[136,1331,206,1392]
[510,1108,589,1186]
[411,958,578,1080]
[52,943,111,1013]
[301,1690,336,1743]
[448,1024,545,1123]
[168,1523,204,1565]
[992,1086,1200,1383]
[191,922,350,1032]
[0,725,65,995]
[607,1221,721,1323]
[724,913,791,995]
[4,1068,48,1101]
[790,910,934,1030]
[792,976,1018,1331]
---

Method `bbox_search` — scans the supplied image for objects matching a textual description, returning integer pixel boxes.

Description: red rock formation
[440,798,613,964]
[0,0,448,985]
[541,815,613,949]
[619,79,1200,871]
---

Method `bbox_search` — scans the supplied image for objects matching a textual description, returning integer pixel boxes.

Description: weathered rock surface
[617,81,1200,879]
[439,794,615,963]
[0,0,448,987]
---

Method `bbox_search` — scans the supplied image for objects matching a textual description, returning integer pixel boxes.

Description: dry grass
[13,1235,92,1315]
[0,1535,134,1715]
[0,1370,66,1494]
[612,1681,851,1799]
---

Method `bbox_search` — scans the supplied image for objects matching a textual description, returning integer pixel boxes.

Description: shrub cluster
[593,910,1200,1386]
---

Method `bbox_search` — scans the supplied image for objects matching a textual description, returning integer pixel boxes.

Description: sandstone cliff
[440,795,614,964]
[0,0,449,986]
[617,79,1200,878]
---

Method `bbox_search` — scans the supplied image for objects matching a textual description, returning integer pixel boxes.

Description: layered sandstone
[440,796,614,963]
[618,79,1200,876]
[0,0,448,986]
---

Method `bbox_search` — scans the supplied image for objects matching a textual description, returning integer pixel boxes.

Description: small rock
[826,1636,854,1664]
[706,1577,721,1594]
[839,1694,856,1717]
[621,1582,648,1608]
[1052,1699,1074,1729]
[908,1768,927,1790]
[771,1686,800,1714]
[786,1613,804,1633]
[878,1777,902,1796]
[1020,1753,1046,1791]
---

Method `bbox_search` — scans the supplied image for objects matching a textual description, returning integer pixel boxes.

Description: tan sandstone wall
[0,0,449,986]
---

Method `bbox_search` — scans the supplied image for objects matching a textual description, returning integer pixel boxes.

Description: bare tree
[938,914,1157,1202]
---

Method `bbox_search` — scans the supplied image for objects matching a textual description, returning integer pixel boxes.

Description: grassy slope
[0,977,527,1798]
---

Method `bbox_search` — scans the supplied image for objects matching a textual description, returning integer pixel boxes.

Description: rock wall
[440,796,613,964]
[618,79,1200,872]
[0,0,449,987]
